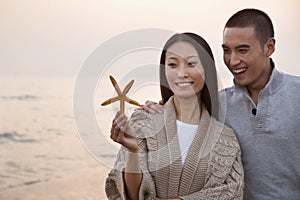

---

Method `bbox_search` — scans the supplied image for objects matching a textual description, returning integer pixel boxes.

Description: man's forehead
[223,26,255,37]
[222,27,258,46]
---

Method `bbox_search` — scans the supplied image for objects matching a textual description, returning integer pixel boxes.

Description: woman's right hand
[110,111,138,153]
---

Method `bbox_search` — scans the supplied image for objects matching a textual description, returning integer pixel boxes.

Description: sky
[1,0,300,87]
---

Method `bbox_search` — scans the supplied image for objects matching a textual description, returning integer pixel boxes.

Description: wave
[0,132,36,143]
[0,95,39,101]
[0,177,49,191]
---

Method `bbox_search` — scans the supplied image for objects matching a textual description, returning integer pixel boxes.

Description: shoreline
[0,166,111,200]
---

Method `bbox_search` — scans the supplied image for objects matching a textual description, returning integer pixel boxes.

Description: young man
[220,8,300,200]
[143,9,300,199]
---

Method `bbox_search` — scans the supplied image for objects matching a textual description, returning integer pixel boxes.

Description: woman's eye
[187,62,197,66]
[167,63,176,68]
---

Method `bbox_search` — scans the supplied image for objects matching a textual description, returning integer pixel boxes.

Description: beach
[0,163,110,200]
[0,77,117,200]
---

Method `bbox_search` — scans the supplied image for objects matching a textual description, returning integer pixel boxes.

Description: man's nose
[229,52,240,67]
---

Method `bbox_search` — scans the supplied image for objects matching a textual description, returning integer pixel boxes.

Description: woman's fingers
[116,130,125,144]
[117,129,138,152]
[110,112,132,141]
[110,121,138,152]
[109,112,138,152]
[110,111,123,141]
[115,114,128,131]
[110,121,120,141]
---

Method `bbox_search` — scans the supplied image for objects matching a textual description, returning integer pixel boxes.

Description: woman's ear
[264,38,275,57]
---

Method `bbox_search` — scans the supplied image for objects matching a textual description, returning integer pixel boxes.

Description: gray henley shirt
[220,61,300,200]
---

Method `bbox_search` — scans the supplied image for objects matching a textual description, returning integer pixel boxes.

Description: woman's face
[165,41,205,99]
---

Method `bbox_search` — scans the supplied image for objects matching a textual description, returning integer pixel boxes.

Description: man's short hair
[225,8,274,46]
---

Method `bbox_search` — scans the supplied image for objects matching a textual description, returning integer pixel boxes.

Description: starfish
[101,75,140,114]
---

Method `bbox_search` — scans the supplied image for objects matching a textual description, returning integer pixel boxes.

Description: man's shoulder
[277,71,300,92]
[282,71,300,83]
[219,85,235,97]
[219,86,233,91]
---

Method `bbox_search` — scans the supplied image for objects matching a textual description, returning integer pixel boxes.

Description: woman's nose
[177,65,188,78]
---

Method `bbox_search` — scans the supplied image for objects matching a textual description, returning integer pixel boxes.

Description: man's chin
[234,78,248,87]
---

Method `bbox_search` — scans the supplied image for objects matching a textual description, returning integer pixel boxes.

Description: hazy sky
[1,0,300,86]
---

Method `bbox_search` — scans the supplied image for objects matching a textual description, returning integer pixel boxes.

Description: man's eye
[223,48,230,54]
[239,49,248,53]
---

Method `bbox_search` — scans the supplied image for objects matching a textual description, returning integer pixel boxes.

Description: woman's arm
[124,151,142,200]
[111,111,142,200]
[106,110,157,200]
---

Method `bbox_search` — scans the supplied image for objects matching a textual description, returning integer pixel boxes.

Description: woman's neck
[174,95,201,125]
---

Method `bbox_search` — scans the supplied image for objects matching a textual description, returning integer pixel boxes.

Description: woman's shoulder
[130,109,164,124]
[206,119,242,175]
[210,118,241,154]
[220,123,240,146]
[129,109,164,138]
[130,109,156,120]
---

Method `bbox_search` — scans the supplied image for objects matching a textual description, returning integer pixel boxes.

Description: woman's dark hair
[160,32,219,120]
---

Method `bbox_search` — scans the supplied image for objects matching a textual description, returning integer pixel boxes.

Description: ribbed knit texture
[105,97,244,199]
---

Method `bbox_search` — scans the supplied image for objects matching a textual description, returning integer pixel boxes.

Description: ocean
[0,75,161,199]
[0,77,103,199]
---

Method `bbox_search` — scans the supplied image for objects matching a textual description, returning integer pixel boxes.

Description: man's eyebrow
[221,44,250,49]
[221,44,229,49]
[236,44,250,49]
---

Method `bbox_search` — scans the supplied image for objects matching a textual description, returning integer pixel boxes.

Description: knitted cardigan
[105,97,244,199]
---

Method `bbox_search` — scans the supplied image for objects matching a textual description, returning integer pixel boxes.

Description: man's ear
[264,38,275,57]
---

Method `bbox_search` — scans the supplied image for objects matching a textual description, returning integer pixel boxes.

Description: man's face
[222,27,272,90]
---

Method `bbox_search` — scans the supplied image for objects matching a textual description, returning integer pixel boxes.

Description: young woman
[105,33,244,200]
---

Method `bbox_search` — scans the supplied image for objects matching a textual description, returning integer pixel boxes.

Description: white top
[176,120,198,165]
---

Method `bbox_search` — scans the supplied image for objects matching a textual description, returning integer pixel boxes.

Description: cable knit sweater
[105,97,244,199]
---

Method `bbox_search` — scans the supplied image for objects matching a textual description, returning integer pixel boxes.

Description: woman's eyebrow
[186,55,199,59]
[166,55,199,60]
[166,56,178,60]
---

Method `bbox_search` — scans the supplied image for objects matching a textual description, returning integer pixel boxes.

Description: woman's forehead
[166,41,199,58]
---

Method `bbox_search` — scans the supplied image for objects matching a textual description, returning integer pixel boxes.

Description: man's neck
[247,60,274,105]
